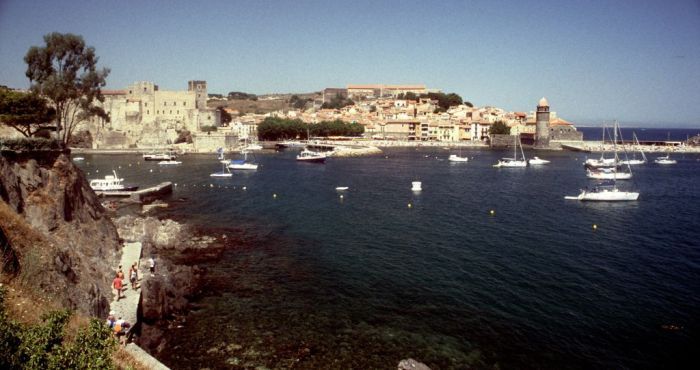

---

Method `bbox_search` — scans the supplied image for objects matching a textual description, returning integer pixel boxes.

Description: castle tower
[188,80,207,109]
[535,97,550,148]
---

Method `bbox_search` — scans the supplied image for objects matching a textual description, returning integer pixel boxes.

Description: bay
[76,147,700,369]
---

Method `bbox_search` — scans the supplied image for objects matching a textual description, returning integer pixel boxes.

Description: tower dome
[538,97,549,107]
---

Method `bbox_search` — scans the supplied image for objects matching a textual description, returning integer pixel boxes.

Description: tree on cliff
[217,106,232,126]
[0,88,56,137]
[24,33,110,144]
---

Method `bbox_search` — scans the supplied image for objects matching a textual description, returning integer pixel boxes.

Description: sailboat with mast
[619,132,647,165]
[567,121,639,201]
[448,145,468,162]
[654,132,677,164]
[586,122,632,180]
[493,134,526,167]
[228,139,259,170]
[584,123,616,168]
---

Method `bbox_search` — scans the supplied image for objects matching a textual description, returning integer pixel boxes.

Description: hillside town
[39,81,584,152]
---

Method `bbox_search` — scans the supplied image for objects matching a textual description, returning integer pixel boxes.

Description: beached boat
[297,148,326,163]
[494,135,526,167]
[528,156,550,165]
[89,170,138,191]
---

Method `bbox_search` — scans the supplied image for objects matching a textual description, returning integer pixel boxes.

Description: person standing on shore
[129,263,138,290]
[112,273,123,301]
[149,256,156,277]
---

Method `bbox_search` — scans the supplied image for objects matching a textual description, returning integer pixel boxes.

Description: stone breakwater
[583,143,700,153]
[331,145,383,157]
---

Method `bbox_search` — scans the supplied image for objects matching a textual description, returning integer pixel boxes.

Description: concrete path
[109,241,172,369]
[110,241,142,326]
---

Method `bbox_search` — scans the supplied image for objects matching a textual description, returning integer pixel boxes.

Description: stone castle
[82,80,221,149]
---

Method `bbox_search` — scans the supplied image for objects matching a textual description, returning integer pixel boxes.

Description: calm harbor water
[76,146,700,369]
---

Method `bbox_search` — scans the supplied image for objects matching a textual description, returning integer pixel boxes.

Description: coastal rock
[398,358,432,370]
[0,150,120,317]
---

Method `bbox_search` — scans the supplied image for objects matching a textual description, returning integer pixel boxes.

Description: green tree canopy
[421,92,464,110]
[257,117,364,141]
[490,120,511,135]
[0,88,56,137]
[320,93,354,110]
[24,32,110,143]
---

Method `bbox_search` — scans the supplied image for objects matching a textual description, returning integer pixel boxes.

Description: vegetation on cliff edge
[0,286,116,369]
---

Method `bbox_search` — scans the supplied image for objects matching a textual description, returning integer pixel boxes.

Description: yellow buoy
[340,194,344,199]
[273,193,277,198]
[593,224,598,230]
[243,186,247,190]
[490,210,495,215]
[408,203,412,208]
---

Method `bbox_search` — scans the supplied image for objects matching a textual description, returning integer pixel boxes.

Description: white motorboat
[228,150,258,170]
[528,156,550,165]
[448,154,469,162]
[494,135,527,167]
[297,148,326,163]
[158,160,181,165]
[335,186,349,191]
[654,154,677,165]
[73,156,85,161]
[565,185,639,201]
[143,152,177,161]
[411,181,422,191]
[89,170,138,191]
[586,168,631,180]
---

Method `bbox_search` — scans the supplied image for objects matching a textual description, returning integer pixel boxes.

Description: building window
[145,102,148,107]
[183,102,186,106]
[143,87,147,92]
[147,110,149,114]
[164,102,167,106]
[170,110,172,114]
[157,110,159,114]
[177,110,179,114]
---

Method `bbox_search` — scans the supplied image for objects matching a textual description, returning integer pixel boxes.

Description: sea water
[76,146,700,369]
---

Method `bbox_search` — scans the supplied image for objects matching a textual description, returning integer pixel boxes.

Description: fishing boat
[493,135,526,167]
[528,156,550,165]
[297,148,326,163]
[411,181,422,191]
[89,170,138,191]
[73,156,85,161]
[228,150,258,170]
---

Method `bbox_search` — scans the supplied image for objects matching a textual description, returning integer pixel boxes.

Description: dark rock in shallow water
[398,358,431,370]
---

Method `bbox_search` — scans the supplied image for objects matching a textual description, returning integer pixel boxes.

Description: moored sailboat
[493,134,526,167]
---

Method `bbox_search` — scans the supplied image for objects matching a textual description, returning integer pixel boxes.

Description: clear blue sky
[1,0,699,126]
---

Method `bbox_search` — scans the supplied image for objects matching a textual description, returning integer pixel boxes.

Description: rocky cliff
[0,149,120,317]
